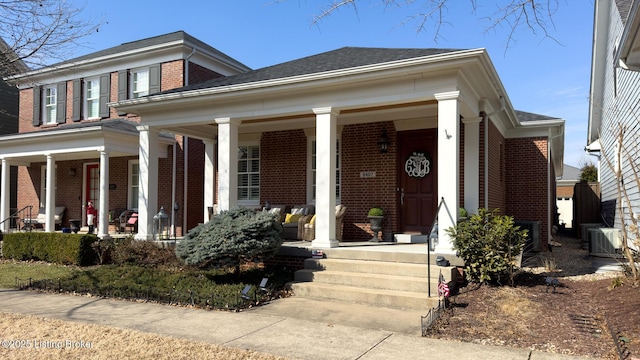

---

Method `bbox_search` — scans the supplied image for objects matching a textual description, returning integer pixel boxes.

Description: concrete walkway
[0,289,596,360]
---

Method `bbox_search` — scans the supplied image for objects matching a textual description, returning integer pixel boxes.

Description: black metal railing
[0,205,33,234]
[421,298,447,336]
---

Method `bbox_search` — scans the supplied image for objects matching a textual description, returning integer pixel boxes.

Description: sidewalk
[0,289,595,360]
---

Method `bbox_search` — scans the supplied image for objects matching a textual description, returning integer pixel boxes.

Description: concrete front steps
[288,246,460,311]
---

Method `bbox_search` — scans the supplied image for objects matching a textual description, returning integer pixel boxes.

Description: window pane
[238,188,248,200]
[238,161,248,173]
[250,159,260,172]
[238,174,249,187]
[237,145,259,202]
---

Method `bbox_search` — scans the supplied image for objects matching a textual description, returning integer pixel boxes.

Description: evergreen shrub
[175,206,283,272]
[446,208,527,285]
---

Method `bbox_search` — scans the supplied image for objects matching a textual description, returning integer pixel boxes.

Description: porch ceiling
[159,100,440,140]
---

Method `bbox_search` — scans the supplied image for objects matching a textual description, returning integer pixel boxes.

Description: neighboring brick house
[113,45,565,251]
[587,0,640,250]
[0,38,29,226]
[0,31,250,237]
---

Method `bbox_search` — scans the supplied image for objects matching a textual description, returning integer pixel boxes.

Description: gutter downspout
[548,127,564,243]
[481,96,505,209]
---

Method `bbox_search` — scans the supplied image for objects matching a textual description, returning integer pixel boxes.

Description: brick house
[1,31,564,252]
[0,31,250,237]
[112,44,565,251]
[587,0,640,250]
[0,38,29,225]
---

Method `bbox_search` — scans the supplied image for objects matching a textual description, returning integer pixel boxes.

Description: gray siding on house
[596,1,640,242]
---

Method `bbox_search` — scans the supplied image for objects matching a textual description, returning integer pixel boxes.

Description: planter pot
[368,216,384,242]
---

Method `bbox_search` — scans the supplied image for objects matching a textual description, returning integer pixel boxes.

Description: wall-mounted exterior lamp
[378,130,390,153]
[68,168,76,177]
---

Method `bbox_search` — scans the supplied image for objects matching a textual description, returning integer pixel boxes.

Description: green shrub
[368,207,384,217]
[446,208,527,286]
[176,206,283,273]
[108,237,181,267]
[2,232,98,266]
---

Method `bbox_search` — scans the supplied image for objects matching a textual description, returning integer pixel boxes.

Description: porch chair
[125,213,138,233]
[115,210,135,233]
[303,204,347,241]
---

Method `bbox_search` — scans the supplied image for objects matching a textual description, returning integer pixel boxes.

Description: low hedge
[2,232,98,266]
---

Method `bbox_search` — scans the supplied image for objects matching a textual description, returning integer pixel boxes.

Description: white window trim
[237,142,260,207]
[43,85,57,124]
[84,77,100,119]
[128,160,139,211]
[130,68,149,99]
[306,135,341,205]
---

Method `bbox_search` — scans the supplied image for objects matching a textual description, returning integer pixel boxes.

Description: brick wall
[341,122,397,240]
[505,136,550,248]
[557,185,574,198]
[162,60,184,91]
[188,62,224,85]
[260,130,308,204]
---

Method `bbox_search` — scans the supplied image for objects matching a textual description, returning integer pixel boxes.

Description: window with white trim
[43,86,57,124]
[128,160,139,210]
[237,145,260,205]
[84,77,100,119]
[308,138,341,204]
[130,69,149,99]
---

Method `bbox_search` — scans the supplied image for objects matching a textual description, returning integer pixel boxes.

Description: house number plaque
[404,152,431,178]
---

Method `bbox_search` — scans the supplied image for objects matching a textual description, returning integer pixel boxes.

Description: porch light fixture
[377,130,390,153]
[68,168,76,177]
[153,206,170,240]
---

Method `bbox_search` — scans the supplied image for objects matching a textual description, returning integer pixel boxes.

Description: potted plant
[459,207,468,221]
[368,207,384,242]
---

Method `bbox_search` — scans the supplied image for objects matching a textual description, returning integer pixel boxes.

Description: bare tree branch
[0,0,103,78]
[284,0,562,50]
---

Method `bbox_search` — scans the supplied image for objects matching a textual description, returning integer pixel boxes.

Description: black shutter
[56,82,66,124]
[148,64,160,95]
[99,74,110,118]
[117,70,127,101]
[32,86,41,126]
[72,79,81,121]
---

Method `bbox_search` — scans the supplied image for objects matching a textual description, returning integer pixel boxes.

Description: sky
[68,0,595,170]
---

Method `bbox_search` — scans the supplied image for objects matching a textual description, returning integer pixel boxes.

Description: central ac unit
[588,228,623,256]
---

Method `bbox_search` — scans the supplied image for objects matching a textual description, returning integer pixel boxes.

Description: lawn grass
[1,258,295,309]
[0,260,76,288]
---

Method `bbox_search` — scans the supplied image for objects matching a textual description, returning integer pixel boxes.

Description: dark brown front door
[397,129,437,234]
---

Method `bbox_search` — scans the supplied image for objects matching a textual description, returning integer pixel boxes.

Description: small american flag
[438,271,450,298]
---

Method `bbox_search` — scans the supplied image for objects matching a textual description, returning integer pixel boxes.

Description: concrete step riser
[290,282,439,311]
[294,270,442,293]
[304,258,452,278]
[321,248,445,264]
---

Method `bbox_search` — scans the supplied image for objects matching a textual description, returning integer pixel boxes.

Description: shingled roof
[515,110,562,122]
[164,47,464,93]
[36,31,249,71]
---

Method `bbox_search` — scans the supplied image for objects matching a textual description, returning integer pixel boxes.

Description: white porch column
[203,139,217,220]
[435,91,460,254]
[136,125,159,240]
[98,150,110,238]
[215,118,239,212]
[0,158,9,232]
[312,107,339,249]
[463,117,482,214]
[45,154,56,232]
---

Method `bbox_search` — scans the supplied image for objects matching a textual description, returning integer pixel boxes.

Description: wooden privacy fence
[573,181,601,240]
